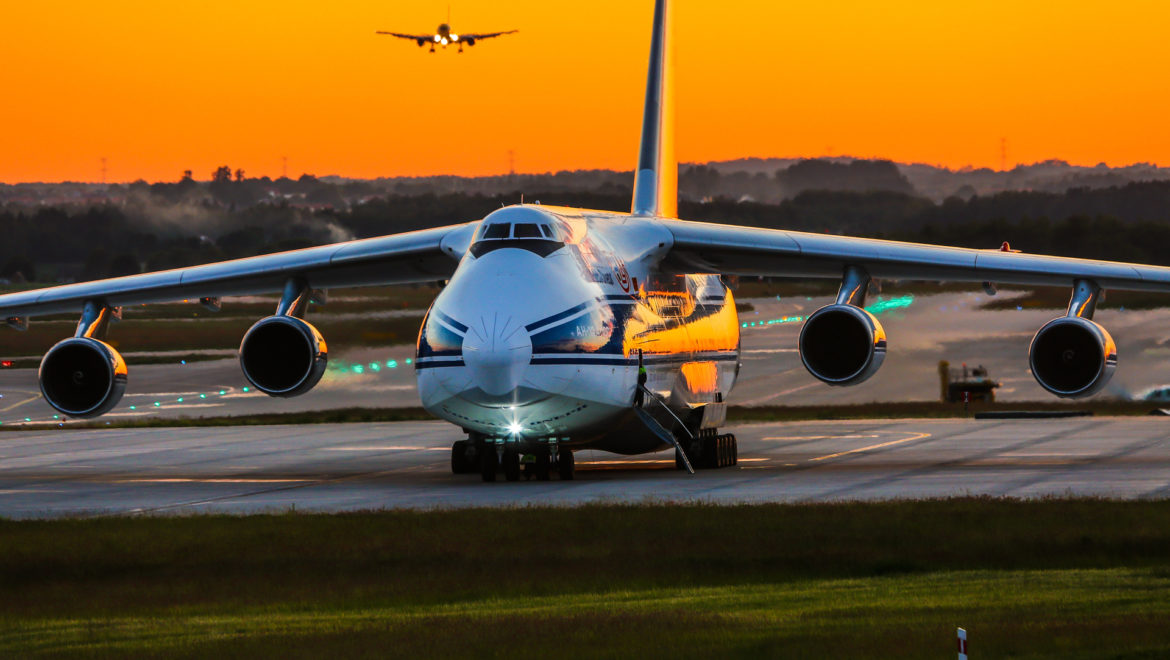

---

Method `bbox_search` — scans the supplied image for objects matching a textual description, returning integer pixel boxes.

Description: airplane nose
[462,314,532,396]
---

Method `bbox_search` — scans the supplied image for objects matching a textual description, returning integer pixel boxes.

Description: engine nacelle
[39,337,127,418]
[798,304,887,386]
[239,316,328,397]
[1029,316,1116,398]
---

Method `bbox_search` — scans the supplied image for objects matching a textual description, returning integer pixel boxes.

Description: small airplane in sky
[376,10,516,53]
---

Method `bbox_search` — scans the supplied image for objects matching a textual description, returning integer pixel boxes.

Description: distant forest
[5,176,1170,284]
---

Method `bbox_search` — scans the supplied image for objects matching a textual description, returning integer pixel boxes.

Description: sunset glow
[3,1,1169,182]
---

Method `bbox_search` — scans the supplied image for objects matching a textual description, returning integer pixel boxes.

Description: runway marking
[578,458,770,467]
[114,478,311,484]
[0,392,41,413]
[1000,451,1100,457]
[763,434,880,441]
[808,433,932,462]
[323,446,448,452]
[739,382,820,406]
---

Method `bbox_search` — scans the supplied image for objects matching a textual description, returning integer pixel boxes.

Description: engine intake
[798,304,887,386]
[239,316,328,397]
[1029,316,1116,398]
[39,337,127,418]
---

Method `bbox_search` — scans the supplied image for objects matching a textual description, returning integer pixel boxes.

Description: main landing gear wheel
[557,447,575,480]
[697,431,738,469]
[451,440,478,474]
[503,447,521,482]
[480,446,498,482]
[535,450,552,481]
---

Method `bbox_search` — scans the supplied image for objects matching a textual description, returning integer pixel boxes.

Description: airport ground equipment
[938,361,1000,403]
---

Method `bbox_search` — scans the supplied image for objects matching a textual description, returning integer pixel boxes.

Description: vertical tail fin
[631,0,676,218]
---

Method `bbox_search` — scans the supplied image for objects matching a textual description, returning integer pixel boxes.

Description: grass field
[2,499,1170,658]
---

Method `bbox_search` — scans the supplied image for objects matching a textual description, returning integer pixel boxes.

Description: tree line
[5,181,1170,283]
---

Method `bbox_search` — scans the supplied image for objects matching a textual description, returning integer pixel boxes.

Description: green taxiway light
[153,402,161,407]
[388,360,398,368]
[219,390,227,395]
[25,417,31,422]
[200,394,206,399]
[405,358,412,365]
[242,386,250,392]
[129,406,136,410]
[370,363,380,372]
[177,397,184,403]
[353,365,364,374]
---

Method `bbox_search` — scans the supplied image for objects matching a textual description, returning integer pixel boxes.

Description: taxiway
[1,416,1168,518]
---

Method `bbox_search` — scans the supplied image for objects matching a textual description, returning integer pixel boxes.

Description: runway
[2,416,1169,518]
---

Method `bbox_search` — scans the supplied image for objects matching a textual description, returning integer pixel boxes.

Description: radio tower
[100,157,107,185]
[282,156,289,179]
[508,150,516,177]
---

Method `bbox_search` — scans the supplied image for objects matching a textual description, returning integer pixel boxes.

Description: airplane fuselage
[415,205,741,454]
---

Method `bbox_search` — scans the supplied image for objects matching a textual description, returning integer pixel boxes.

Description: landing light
[507,422,524,436]
[440,38,449,45]
[451,34,459,41]
[433,34,441,42]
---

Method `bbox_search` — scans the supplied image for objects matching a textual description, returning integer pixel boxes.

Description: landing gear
[503,447,521,482]
[480,444,498,482]
[557,447,575,480]
[451,439,479,474]
[685,429,737,469]
[535,449,552,481]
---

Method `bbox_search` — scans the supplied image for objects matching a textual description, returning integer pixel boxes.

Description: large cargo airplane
[2,0,1167,482]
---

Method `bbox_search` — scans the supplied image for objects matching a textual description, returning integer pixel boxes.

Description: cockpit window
[513,223,542,239]
[483,224,510,239]
[540,225,552,238]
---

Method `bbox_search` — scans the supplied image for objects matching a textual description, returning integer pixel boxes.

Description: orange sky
[3,1,1170,183]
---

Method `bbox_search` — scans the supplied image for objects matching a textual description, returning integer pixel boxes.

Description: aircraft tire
[557,447,575,480]
[536,449,551,481]
[503,448,521,482]
[451,440,476,474]
[730,435,738,466]
[480,446,498,482]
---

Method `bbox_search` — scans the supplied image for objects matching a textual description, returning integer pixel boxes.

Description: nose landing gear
[455,436,575,483]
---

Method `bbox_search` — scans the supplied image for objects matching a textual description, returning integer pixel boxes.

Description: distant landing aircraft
[376,14,517,53]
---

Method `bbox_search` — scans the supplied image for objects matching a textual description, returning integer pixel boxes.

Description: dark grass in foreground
[13,399,1166,431]
[3,499,1170,658]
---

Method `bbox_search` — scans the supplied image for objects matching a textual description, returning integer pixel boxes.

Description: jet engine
[39,337,128,418]
[1029,316,1116,398]
[798,303,887,386]
[238,316,328,397]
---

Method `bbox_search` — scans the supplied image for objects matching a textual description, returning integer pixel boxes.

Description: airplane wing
[655,217,1170,292]
[0,223,476,319]
[461,30,518,40]
[375,31,431,41]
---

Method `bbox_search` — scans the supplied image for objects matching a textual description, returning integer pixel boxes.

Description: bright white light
[433,34,441,42]
[440,37,449,45]
[507,422,524,435]
[451,34,459,41]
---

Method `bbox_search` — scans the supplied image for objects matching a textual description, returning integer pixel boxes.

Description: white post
[957,627,968,659]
